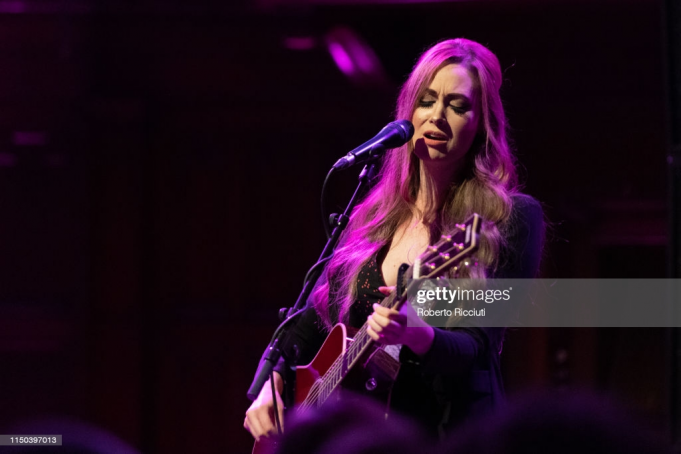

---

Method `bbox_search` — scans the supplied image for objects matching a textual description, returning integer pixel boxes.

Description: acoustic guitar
[252,213,482,454]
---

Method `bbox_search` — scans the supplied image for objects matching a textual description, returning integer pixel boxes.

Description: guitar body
[296,324,399,406]
[252,324,399,454]
[295,323,348,405]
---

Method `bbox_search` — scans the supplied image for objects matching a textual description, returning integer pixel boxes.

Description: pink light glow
[324,26,388,87]
[328,42,357,77]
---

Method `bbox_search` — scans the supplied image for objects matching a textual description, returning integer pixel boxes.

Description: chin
[421,148,450,162]
[414,142,444,161]
[428,148,450,160]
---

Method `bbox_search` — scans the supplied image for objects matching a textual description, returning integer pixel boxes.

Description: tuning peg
[439,252,450,260]
[455,223,466,231]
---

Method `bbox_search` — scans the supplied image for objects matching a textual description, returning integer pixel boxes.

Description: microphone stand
[247,161,380,403]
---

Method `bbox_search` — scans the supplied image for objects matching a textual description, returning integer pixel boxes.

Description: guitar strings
[299,305,383,409]
[298,230,470,409]
[300,281,437,408]
[300,289,402,409]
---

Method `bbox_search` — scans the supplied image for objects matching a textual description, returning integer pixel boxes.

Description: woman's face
[411,63,481,172]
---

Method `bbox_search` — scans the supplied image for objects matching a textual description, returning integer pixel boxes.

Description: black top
[277,193,544,437]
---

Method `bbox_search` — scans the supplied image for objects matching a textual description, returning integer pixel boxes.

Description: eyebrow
[422,88,472,104]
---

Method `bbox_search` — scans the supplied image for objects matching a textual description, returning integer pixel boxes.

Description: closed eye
[450,105,470,115]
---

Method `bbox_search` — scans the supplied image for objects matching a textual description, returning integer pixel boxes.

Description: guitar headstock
[383,213,483,311]
[411,213,482,280]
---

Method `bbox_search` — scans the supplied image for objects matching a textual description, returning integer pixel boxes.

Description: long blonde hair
[314,38,519,329]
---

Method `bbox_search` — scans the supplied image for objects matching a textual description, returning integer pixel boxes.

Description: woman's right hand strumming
[244,372,285,441]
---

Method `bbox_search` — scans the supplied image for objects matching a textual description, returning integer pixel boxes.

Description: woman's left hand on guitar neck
[366,286,435,356]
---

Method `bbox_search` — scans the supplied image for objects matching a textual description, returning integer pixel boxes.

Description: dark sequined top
[350,249,388,328]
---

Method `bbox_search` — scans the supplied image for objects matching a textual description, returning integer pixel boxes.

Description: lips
[423,130,448,141]
[421,130,449,148]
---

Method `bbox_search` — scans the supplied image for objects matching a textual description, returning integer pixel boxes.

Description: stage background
[0,0,672,452]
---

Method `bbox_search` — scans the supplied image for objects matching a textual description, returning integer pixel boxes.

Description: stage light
[324,26,388,87]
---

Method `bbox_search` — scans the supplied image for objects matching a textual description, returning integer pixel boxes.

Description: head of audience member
[275,393,432,454]
[444,389,670,454]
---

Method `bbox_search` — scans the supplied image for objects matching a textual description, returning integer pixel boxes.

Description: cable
[270,370,283,435]
[321,167,336,239]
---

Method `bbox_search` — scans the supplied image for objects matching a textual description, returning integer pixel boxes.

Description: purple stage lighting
[328,41,356,77]
[324,26,388,87]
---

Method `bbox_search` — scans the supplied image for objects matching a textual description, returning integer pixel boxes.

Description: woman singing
[245,38,544,440]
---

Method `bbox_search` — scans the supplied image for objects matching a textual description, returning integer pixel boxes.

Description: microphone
[332,120,414,170]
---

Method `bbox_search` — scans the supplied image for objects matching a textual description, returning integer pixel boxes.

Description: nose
[429,101,446,125]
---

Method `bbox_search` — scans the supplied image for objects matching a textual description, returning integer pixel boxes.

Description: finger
[370,311,392,329]
[254,402,279,438]
[373,303,400,319]
[378,286,396,296]
[367,325,381,342]
[244,417,261,443]
[245,412,264,441]
[369,314,404,341]
[367,314,384,333]
[258,410,276,437]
